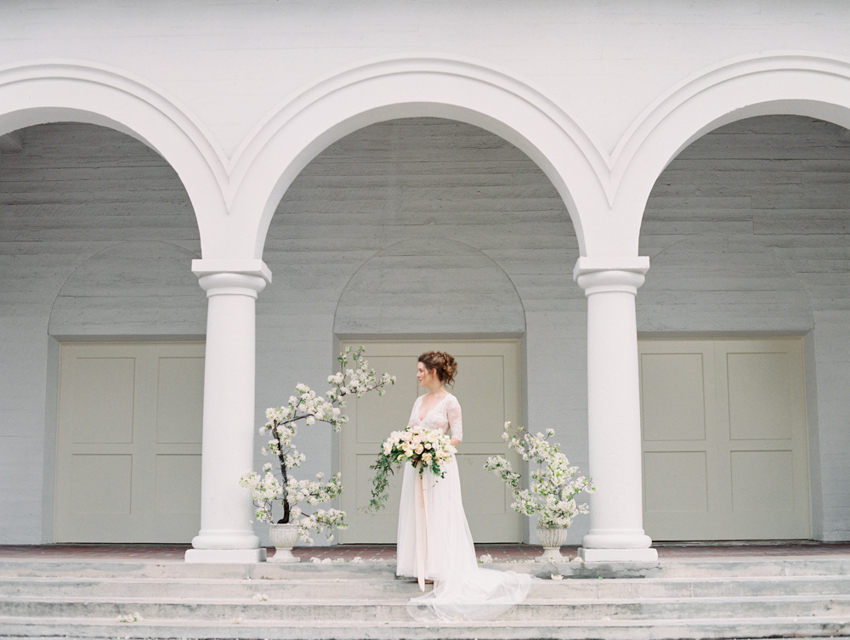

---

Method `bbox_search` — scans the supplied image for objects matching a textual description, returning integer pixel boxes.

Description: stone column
[185,259,271,563]
[574,257,657,563]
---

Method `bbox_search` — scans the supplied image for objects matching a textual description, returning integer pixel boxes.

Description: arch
[229,56,611,259]
[49,241,206,338]
[0,61,228,255]
[614,53,850,254]
[637,235,813,334]
[333,238,526,336]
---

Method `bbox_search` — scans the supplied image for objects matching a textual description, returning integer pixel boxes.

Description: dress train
[396,456,535,622]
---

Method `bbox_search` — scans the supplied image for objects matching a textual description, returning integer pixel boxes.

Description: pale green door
[639,338,810,540]
[339,340,523,543]
[55,342,204,542]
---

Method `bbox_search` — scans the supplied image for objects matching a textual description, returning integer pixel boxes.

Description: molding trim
[573,256,650,280]
[191,259,272,283]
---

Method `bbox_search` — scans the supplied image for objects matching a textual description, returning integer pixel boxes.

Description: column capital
[192,259,272,298]
[573,256,650,296]
[191,258,272,282]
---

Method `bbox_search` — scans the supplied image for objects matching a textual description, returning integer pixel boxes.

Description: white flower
[117,612,142,623]
[243,348,394,534]
[486,423,594,527]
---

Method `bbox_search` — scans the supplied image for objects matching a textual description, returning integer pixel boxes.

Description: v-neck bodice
[409,393,463,441]
[417,393,449,422]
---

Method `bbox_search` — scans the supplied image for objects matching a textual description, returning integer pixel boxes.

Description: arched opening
[0,121,206,543]
[254,116,587,545]
[333,236,526,542]
[637,114,850,541]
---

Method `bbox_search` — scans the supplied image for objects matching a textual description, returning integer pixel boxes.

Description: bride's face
[417,362,437,388]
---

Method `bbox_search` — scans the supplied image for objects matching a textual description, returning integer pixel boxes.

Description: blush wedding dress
[396,393,535,622]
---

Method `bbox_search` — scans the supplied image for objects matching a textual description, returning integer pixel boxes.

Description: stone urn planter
[268,523,301,563]
[536,526,569,562]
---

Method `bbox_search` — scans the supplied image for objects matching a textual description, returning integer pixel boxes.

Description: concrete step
[1,615,850,640]
[2,573,850,599]
[3,592,850,622]
[653,557,850,579]
[0,557,849,639]
[2,556,850,578]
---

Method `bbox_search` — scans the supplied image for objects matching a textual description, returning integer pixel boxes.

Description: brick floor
[1,541,849,563]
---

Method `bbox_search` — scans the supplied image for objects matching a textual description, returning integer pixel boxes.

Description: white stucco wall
[2,1,848,158]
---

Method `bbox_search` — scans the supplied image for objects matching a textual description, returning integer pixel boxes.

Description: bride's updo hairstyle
[418,351,458,386]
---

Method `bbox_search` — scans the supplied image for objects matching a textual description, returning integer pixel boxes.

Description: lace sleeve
[447,395,463,442]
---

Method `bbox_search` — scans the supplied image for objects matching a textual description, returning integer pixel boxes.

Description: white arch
[613,52,850,254]
[0,61,229,254]
[228,56,611,259]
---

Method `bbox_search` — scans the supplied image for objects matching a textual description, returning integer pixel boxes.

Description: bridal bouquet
[367,426,456,512]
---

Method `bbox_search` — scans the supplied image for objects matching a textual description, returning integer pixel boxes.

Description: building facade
[2,1,850,562]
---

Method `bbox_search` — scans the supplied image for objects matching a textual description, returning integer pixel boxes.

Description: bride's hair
[418,351,458,386]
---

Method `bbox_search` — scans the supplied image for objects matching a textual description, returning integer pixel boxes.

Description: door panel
[640,338,810,540]
[339,340,522,543]
[714,341,810,538]
[55,342,204,542]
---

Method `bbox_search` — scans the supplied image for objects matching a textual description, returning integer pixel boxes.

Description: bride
[396,351,535,622]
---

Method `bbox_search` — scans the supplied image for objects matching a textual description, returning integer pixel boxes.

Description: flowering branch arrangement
[367,426,456,513]
[484,422,594,529]
[239,347,395,543]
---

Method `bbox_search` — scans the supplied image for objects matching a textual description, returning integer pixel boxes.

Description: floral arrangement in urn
[485,422,594,530]
[240,347,395,544]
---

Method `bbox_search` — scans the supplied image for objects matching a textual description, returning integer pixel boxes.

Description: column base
[185,548,267,563]
[579,547,658,563]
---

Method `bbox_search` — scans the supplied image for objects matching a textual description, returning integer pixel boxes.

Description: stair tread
[4,592,850,604]
[5,611,850,623]
[4,573,850,582]
[3,558,849,639]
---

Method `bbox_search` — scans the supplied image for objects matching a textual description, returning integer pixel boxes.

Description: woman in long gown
[396,351,535,622]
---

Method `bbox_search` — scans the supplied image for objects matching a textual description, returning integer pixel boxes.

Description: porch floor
[2,540,850,563]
